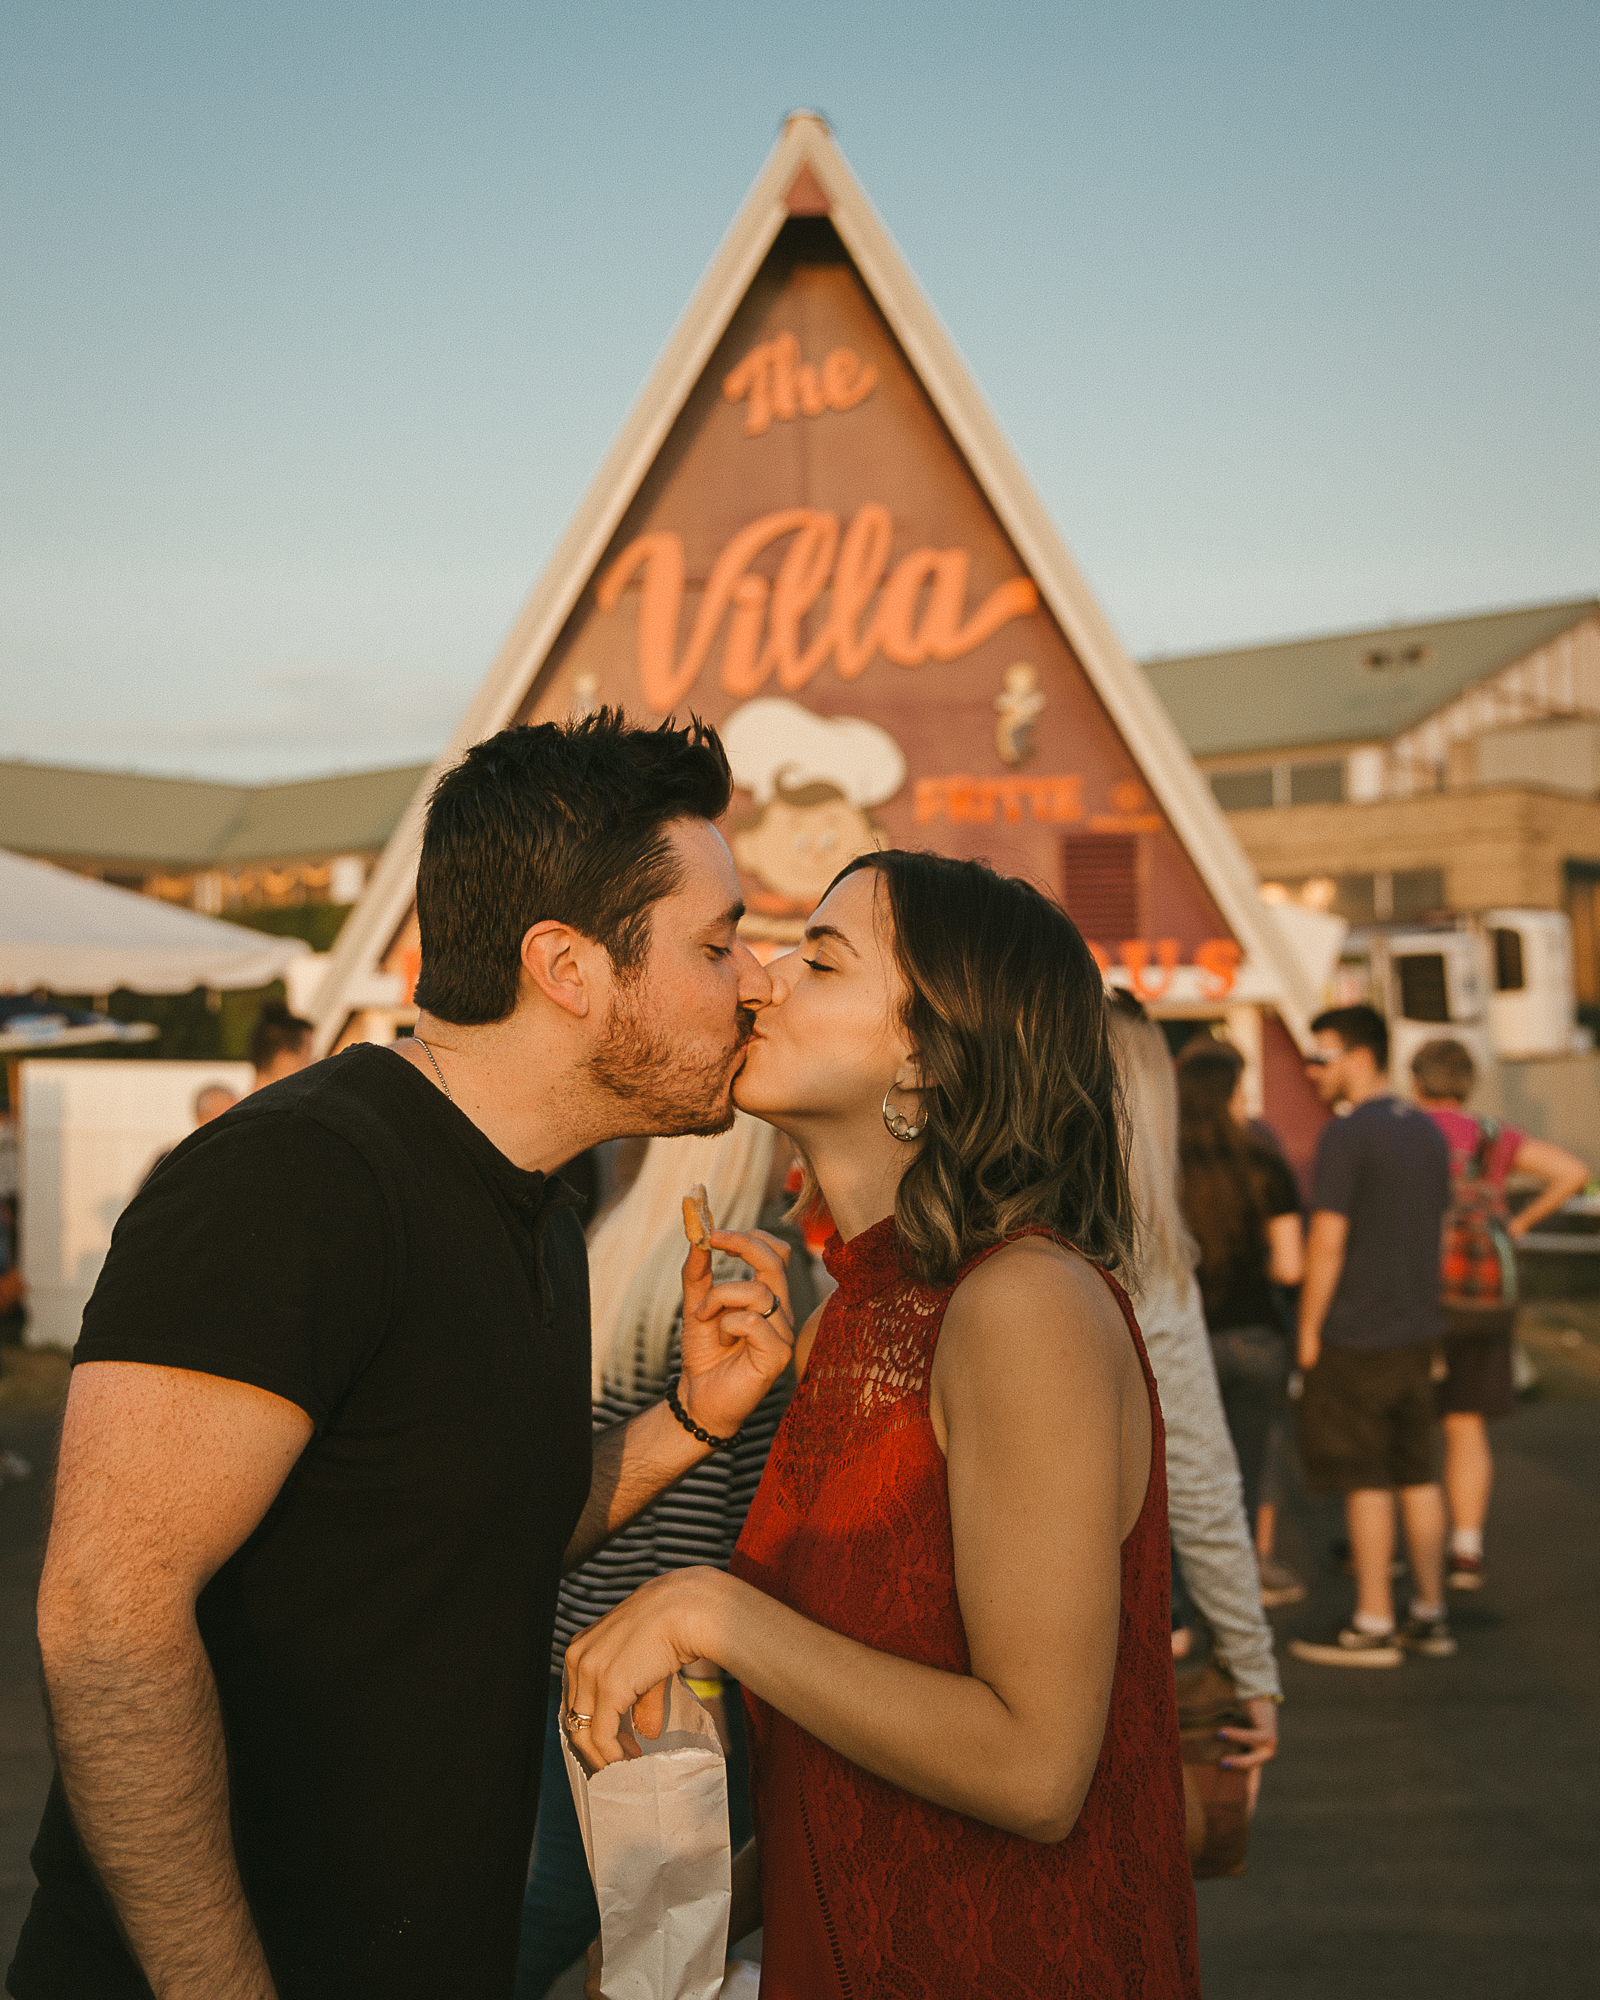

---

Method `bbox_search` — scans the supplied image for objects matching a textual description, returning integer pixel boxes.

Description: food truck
[310,114,1330,1180]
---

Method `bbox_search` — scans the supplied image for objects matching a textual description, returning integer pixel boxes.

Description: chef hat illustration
[721,698,907,809]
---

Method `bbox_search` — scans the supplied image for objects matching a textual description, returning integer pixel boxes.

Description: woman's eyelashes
[801,956,835,974]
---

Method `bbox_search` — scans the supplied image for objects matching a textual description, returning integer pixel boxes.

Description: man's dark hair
[1310,1003,1389,1072]
[250,1001,312,1072]
[413,710,733,1025]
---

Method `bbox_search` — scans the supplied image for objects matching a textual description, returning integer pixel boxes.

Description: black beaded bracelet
[666,1378,742,1452]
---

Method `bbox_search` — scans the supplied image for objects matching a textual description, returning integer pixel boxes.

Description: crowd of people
[4,706,1587,2000]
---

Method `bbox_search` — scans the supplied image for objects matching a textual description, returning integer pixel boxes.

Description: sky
[3,1,1596,781]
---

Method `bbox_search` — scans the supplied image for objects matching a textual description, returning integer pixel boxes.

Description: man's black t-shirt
[1311,1093,1449,1352]
[8,1048,592,2000]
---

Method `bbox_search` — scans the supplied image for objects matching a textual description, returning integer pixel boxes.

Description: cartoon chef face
[732,780,881,906]
[721,698,907,913]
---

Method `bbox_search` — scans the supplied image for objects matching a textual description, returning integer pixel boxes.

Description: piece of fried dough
[681,1183,715,1249]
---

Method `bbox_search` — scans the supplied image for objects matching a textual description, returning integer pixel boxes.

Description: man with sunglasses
[1288,1005,1454,1668]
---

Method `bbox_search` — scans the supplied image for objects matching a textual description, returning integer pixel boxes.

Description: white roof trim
[313,114,1314,1051]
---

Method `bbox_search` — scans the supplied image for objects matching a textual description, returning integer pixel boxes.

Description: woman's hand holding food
[675,1182,796,1444]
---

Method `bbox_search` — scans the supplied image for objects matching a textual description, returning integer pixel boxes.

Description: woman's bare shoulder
[941,1235,1130,1364]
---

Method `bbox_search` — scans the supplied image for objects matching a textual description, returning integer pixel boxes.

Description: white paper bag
[562,1673,732,2000]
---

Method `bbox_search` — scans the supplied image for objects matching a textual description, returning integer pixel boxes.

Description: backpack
[1439,1117,1519,1313]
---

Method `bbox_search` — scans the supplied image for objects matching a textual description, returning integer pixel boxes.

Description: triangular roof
[1145,596,1600,760]
[311,113,1316,1047]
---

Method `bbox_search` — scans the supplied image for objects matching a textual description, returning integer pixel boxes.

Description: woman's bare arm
[1266,1211,1305,1286]
[1505,1136,1589,1238]
[563,1242,1148,1843]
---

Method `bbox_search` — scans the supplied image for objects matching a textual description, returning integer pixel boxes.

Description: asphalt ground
[0,1385,1595,1997]
[1198,1392,1600,1998]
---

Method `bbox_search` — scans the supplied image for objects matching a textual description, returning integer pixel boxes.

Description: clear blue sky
[4,1,1595,780]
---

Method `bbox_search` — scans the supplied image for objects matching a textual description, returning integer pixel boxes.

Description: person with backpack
[1410,1038,1589,1591]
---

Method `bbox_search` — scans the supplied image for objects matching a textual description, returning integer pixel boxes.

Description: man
[10,714,792,2000]
[1288,1005,1455,1668]
[248,1003,314,1090]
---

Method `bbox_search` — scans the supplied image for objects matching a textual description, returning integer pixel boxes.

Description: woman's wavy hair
[826,849,1133,1286]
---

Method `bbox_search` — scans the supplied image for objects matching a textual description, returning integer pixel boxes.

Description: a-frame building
[311,114,1326,1162]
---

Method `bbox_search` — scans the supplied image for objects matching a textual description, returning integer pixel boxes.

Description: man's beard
[586,978,755,1137]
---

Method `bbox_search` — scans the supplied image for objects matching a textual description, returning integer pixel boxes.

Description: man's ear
[520,921,594,1021]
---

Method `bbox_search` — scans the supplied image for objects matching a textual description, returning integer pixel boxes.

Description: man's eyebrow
[802,922,859,957]
[698,900,745,936]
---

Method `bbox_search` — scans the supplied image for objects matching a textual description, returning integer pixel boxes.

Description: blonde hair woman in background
[1106,995,1281,1804]
[514,1114,811,1999]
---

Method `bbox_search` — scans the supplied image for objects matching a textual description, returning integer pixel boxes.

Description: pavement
[0,1393,1595,1998]
[1198,1393,1600,1998]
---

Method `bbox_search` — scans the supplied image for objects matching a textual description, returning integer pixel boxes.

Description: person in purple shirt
[1288,1006,1455,1668]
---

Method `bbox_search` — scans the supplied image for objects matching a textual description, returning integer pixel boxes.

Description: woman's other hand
[1219,1694,1279,1814]
[564,1567,731,1772]
[676,1228,794,1441]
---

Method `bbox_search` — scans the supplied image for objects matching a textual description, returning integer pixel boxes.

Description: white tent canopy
[0,849,309,995]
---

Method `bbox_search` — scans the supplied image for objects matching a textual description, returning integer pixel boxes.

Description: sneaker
[1446,1551,1484,1592]
[1288,1626,1404,1668]
[1258,1557,1307,1608]
[1396,1613,1457,1658]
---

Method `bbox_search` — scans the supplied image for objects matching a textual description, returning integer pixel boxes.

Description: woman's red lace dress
[730,1217,1200,1998]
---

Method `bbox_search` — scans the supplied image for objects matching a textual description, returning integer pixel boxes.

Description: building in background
[311,114,1333,1178]
[1144,599,1600,1016]
[0,760,426,928]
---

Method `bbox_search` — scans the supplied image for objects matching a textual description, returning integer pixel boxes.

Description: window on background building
[1491,928,1525,992]
[1334,875,1378,925]
[1391,868,1446,921]
[1062,833,1140,943]
[1288,760,1346,805]
[1211,769,1274,811]
[1397,953,1451,1023]
[1565,861,1600,1018]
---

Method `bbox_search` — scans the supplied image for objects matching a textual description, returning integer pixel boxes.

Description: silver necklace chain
[413,1034,453,1102]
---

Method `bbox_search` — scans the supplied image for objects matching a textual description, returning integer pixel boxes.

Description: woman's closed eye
[801,956,835,973]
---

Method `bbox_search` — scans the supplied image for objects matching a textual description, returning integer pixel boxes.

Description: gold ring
[567,1710,592,1729]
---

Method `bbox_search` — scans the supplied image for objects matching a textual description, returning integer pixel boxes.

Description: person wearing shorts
[1411,1037,1589,1591]
[1289,1006,1454,1668]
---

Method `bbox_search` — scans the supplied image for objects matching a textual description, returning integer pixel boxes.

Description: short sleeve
[1311,1116,1360,1219]
[1490,1125,1525,1186]
[1252,1148,1302,1219]
[73,1108,396,1428]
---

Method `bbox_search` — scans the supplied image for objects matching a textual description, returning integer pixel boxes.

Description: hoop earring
[882,1086,926,1143]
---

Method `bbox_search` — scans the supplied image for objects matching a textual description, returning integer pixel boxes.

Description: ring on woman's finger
[567,1710,593,1729]
[759,1292,783,1321]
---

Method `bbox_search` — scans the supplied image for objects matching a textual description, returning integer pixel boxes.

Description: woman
[515,1114,810,1998]
[1107,999,1280,1799]
[1175,1043,1304,1532]
[1410,1036,1589,1591]
[566,852,1199,1997]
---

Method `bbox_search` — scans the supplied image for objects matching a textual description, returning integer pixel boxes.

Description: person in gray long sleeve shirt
[1108,998,1281,1792]
[1134,1267,1282,1704]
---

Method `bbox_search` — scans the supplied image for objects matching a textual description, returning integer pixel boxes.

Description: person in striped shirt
[513,1113,815,1999]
